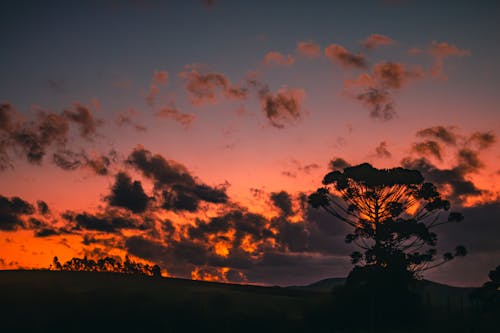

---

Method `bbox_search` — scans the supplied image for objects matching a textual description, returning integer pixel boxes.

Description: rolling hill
[0,270,496,332]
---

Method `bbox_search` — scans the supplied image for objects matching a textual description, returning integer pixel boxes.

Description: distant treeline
[50,255,162,277]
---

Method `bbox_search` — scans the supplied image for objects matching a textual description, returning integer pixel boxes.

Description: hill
[0,270,316,332]
[287,277,346,292]
[290,277,477,307]
[0,270,496,332]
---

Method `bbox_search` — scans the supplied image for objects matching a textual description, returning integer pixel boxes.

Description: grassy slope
[0,270,317,332]
[0,270,496,332]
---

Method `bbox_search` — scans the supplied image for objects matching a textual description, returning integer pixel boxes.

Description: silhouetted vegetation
[471,265,500,311]
[1,270,498,333]
[308,163,467,330]
[50,255,162,277]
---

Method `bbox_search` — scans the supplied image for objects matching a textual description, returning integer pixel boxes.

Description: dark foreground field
[0,270,497,332]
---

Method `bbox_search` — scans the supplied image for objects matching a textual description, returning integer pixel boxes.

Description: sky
[1,0,499,287]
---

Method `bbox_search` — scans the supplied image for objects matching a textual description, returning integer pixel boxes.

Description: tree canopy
[309,163,466,276]
[50,255,162,277]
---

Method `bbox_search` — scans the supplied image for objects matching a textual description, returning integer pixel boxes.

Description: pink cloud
[259,87,306,128]
[372,62,424,89]
[296,41,321,58]
[344,62,424,120]
[116,109,147,132]
[263,51,295,66]
[156,106,195,128]
[178,65,248,105]
[146,70,169,106]
[428,41,470,79]
[324,44,367,69]
[408,47,423,55]
[152,71,168,84]
[361,34,394,50]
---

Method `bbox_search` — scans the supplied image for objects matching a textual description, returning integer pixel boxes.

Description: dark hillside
[0,270,497,332]
[0,270,315,332]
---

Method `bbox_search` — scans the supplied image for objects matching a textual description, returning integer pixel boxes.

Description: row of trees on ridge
[50,255,162,277]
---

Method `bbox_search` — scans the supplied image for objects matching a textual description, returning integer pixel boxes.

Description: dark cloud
[85,151,116,176]
[281,171,296,178]
[52,149,85,170]
[116,109,147,132]
[375,141,391,158]
[0,194,69,237]
[155,107,195,128]
[272,218,309,252]
[456,148,483,173]
[0,102,103,170]
[37,200,50,215]
[63,210,148,234]
[0,103,15,132]
[107,172,150,213]
[324,44,367,69]
[328,157,351,171]
[127,147,196,187]
[34,227,60,238]
[401,157,482,203]
[416,126,457,145]
[407,127,496,203]
[117,196,356,284]
[81,233,119,248]
[63,104,101,139]
[162,189,199,212]
[52,149,116,175]
[412,140,443,160]
[0,195,35,231]
[282,159,319,178]
[361,34,394,50]
[127,147,228,212]
[258,87,306,128]
[11,111,69,164]
[188,210,274,244]
[356,87,395,120]
[345,62,423,120]
[270,191,293,217]
[372,62,424,89]
[58,187,347,284]
[0,144,10,171]
[425,201,500,286]
[126,236,169,262]
[246,75,307,129]
[178,65,248,105]
[301,163,320,173]
[468,131,496,150]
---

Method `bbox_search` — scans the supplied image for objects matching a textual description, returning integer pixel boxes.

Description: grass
[0,270,497,332]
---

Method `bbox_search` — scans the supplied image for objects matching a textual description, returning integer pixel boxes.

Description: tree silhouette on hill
[308,163,467,329]
[471,265,500,311]
[50,255,162,277]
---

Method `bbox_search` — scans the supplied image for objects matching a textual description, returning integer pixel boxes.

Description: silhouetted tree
[152,264,162,277]
[52,256,62,270]
[308,163,467,329]
[309,163,466,277]
[471,265,500,311]
[49,255,162,277]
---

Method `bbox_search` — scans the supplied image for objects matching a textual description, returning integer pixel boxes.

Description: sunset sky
[1,0,499,287]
